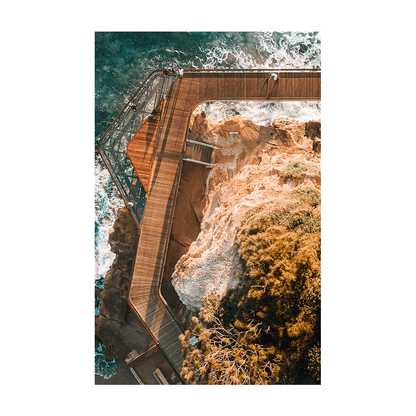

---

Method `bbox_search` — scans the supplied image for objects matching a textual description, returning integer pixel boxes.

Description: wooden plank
[200,73,218,100]
[246,72,266,99]
[281,72,289,99]
[268,75,280,100]
[292,72,298,98]
[315,72,321,99]
[302,72,308,98]
[296,72,304,99]
[257,72,268,99]
[126,99,165,192]
[285,72,292,99]
[217,73,226,99]
[302,73,308,99]
[234,72,246,99]
[291,72,297,99]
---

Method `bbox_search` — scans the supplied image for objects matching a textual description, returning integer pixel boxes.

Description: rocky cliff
[95,110,321,358]
[172,109,321,312]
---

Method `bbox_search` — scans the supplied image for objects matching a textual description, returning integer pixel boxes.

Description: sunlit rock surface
[172,110,321,311]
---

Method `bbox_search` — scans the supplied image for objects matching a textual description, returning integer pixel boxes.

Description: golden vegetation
[281,161,321,179]
[180,187,321,384]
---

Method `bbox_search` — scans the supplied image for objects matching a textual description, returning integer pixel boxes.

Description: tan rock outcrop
[172,114,321,311]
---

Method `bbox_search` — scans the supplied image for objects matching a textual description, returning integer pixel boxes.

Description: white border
[80,15,338,402]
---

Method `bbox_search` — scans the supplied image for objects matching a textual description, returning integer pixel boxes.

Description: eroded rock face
[305,120,321,140]
[172,112,321,311]
[305,120,321,154]
[160,162,207,327]
[95,206,153,360]
[108,207,138,258]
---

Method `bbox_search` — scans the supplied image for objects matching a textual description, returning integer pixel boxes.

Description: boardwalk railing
[98,70,179,227]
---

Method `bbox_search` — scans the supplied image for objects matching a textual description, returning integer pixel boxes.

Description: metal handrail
[98,70,179,228]
[183,68,320,74]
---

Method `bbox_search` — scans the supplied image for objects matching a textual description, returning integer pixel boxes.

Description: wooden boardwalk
[126,69,321,382]
[126,100,165,193]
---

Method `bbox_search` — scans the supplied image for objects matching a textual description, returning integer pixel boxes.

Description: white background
[80,15,338,402]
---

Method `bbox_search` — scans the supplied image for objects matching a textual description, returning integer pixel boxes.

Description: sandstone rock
[189,108,216,140]
[172,115,321,311]
[305,120,321,140]
[313,138,321,154]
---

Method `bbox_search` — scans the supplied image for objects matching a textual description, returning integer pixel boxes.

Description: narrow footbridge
[98,68,321,383]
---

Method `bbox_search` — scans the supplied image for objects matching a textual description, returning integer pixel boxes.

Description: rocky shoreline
[95,206,153,362]
[95,111,321,381]
[95,162,207,367]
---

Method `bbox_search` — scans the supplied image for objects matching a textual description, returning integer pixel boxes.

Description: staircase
[183,139,214,166]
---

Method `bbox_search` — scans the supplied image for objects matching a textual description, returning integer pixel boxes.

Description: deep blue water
[94,31,321,379]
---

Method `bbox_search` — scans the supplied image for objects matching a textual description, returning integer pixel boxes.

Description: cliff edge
[172,110,321,312]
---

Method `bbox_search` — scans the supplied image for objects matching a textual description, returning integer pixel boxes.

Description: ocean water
[95,31,321,379]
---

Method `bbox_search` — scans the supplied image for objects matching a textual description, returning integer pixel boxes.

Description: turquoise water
[94,31,321,379]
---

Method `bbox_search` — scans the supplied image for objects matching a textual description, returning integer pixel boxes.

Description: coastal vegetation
[180,187,321,384]
[281,160,321,179]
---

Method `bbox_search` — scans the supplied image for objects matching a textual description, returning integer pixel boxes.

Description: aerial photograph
[95,31,321,385]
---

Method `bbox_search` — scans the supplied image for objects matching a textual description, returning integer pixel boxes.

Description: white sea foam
[199,100,321,126]
[198,32,321,70]
[94,161,123,283]
[95,342,117,379]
